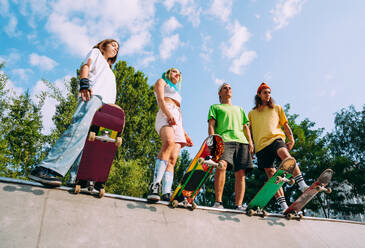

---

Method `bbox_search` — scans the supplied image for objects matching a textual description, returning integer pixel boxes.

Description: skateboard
[74,104,125,198]
[247,157,297,217]
[284,168,333,220]
[170,134,224,210]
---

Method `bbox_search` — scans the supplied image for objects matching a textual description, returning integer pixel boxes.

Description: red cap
[257,82,270,94]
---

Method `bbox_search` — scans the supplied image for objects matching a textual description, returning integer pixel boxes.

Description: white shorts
[155,103,186,145]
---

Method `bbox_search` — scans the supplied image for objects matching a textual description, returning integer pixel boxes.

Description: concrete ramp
[1,177,364,248]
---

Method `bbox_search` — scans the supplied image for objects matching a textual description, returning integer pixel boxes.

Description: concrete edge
[1,176,363,225]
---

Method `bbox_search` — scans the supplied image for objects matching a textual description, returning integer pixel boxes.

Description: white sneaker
[213,202,224,209]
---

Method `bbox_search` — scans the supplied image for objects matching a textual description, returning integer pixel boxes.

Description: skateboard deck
[74,104,125,198]
[170,134,224,210]
[247,157,297,216]
[284,168,333,219]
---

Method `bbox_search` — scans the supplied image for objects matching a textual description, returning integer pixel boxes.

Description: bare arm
[283,122,295,151]
[154,79,176,125]
[208,118,216,135]
[79,59,92,101]
[243,124,254,157]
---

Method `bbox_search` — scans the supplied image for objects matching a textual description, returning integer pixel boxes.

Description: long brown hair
[253,94,275,110]
[93,39,119,66]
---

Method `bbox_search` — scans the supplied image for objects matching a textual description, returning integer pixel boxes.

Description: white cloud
[266,0,306,41]
[161,16,182,34]
[163,0,201,27]
[31,75,71,134]
[4,15,21,37]
[230,50,257,75]
[213,77,225,86]
[0,0,9,17]
[222,20,251,59]
[2,77,24,96]
[11,68,33,81]
[200,34,213,62]
[0,51,21,66]
[159,34,182,60]
[139,54,156,67]
[119,32,151,56]
[29,53,58,71]
[208,0,233,23]
[45,0,157,57]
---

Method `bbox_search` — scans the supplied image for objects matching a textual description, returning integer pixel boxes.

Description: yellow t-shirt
[248,104,288,153]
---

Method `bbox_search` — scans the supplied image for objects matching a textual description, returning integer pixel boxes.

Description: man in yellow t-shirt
[248,82,308,212]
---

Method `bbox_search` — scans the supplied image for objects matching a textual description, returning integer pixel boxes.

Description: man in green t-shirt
[208,82,254,210]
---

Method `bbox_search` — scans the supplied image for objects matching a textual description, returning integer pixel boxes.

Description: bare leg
[235,169,246,206]
[214,160,227,202]
[166,143,182,172]
[158,126,177,161]
[277,147,301,177]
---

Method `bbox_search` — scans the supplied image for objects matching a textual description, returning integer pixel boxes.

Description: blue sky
[1,0,364,156]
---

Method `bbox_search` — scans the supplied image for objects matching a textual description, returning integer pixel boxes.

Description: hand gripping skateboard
[170,134,224,210]
[74,104,125,198]
[247,157,296,217]
[284,168,333,220]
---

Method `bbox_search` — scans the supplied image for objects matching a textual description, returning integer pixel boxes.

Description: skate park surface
[1,177,364,248]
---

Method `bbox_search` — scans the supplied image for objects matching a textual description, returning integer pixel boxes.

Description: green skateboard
[247,157,297,217]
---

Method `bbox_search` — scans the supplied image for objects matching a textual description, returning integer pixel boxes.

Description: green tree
[2,91,47,178]
[325,105,365,218]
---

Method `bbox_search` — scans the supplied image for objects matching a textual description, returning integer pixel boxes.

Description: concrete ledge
[1,177,364,248]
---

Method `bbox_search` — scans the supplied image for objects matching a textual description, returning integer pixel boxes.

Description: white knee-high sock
[162,171,174,195]
[153,159,168,184]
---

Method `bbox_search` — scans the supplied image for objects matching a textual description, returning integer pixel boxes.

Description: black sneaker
[147,182,160,202]
[161,193,171,201]
[29,167,62,186]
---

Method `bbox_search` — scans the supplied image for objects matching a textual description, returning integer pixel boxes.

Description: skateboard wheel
[74,185,81,194]
[275,176,282,183]
[325,187,332,194]
[88,132,96,142]
[287,213,294,220]
[247,209,255,216]
[99,188,105,198]
[298,213,304,219]
[289,178,295,185]
[315,185,322,192]
[191,202,197,210]
[171,200,179,208]
[183,200,189,208]
[262,210,268,217]
[115,137,122,147]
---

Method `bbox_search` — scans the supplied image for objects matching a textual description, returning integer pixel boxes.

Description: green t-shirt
[208,104,249,144]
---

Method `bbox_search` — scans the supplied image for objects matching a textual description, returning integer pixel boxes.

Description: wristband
[79,78,90,91]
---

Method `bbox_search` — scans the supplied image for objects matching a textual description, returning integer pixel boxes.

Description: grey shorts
[220,142,253,172]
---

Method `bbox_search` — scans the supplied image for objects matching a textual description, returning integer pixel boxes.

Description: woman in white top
[148,68,193,202]
[29,39,120,186]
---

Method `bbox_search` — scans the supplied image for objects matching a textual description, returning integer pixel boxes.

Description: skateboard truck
[275,175,295,185]
[315,185,332,194]
[247,207,267,217]
[198,157,223,169]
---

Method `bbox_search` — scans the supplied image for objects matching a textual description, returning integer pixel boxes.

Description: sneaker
[29,167,62,186]
[161,193,171,201]
[235,205,246,211]
[147,182,160,202]
[212,201,224,209]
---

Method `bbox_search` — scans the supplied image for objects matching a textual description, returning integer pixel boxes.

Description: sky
[0,0,364,156]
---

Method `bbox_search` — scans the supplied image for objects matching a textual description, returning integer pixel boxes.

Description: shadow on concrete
[259,217,286,227]
[127,202,157,212]
[208,211,241,223]
[3,184,45,196]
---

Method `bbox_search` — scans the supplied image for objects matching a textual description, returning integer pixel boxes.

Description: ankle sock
[294,174,308,190]
[277,196,288,210]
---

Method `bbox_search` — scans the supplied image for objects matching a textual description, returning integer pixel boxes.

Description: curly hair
[253,94,275,110]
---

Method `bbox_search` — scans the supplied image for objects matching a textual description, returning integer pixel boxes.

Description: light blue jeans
[37,96,103,178]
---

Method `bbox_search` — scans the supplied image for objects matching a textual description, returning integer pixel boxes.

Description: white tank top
[156,80,182,104]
